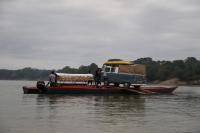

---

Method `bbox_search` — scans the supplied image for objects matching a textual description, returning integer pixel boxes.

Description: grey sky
[0,0,200,69]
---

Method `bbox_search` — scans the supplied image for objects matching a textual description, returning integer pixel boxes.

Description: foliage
[57,63,98,74]
[0,57,200,82]
[0,63,99,80]
[134,57,200,82]
[0,68,50,80]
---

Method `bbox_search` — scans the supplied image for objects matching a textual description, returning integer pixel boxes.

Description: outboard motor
[36,81,46,93]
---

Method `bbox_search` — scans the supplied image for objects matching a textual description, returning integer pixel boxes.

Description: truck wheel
[124,83,130,88]
[133,85,141,90]
[114,83,119,87]
[104,80,109,86]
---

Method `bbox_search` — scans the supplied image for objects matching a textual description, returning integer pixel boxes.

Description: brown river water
[0,80,200,133]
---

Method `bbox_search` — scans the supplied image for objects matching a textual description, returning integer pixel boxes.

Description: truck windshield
[105,67,111,72]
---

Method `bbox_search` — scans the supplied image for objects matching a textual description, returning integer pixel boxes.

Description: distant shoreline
[151,78,200,86]
[1,57,200,85]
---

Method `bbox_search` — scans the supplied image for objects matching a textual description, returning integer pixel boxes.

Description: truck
[101,59,146,87]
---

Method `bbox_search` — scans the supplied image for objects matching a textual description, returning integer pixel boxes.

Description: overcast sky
[0,0,200,69]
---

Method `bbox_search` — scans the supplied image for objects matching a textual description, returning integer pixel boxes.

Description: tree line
[0,63,98,80]
[134,57,200,82]
[0,57,200,82]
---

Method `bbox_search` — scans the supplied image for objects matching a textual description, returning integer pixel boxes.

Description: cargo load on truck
[118,64,146,75]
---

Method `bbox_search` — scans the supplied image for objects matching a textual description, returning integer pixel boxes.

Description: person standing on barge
[49,70,58,87]
[94,68,102,87]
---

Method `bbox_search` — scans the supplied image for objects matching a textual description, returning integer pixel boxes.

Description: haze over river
[0,80,200,133]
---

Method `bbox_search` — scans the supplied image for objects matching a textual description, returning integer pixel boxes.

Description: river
[0,80,200,133]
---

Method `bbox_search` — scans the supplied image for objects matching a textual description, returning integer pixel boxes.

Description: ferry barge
[22,60,177,95]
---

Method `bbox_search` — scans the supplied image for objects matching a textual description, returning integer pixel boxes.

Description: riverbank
[152,78,200,86]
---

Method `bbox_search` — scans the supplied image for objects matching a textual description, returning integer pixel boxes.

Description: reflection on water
[35,95,146,111]
[28,94,147,133]
[35,95,146,123]
[0,80,200,133]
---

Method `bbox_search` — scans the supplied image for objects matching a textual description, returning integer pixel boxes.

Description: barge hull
[23,85,177,95]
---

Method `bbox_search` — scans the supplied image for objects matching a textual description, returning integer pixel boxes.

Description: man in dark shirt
[94,68,101,87]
